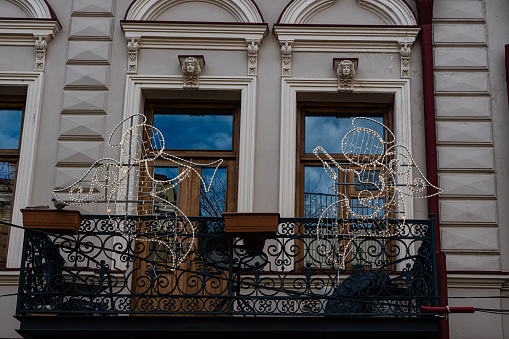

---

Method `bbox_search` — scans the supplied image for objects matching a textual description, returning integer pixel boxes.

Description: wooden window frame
[296,102,393,218]
[295,102,393,270]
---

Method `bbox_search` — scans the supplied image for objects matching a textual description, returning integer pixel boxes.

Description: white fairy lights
[314,117,442,269]
[53,114,223,269]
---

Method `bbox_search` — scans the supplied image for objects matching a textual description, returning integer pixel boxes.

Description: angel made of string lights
[53,114,222,268]
[313,117,442,269]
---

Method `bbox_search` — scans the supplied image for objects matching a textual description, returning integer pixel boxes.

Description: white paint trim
[278,0,417,25]
[5,0,54,19]
[0,19,60,46]
[121,21,268,51]
[123,75,257,212]
[125,0,264,23]
[279,77,413,218]
[274,25,419,53]
[3,72,45,268]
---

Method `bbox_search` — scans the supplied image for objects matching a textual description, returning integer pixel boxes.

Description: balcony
[16,215,439,339]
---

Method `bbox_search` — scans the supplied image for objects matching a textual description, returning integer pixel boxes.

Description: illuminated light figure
[314,117,442,269]
[53,114,222,269]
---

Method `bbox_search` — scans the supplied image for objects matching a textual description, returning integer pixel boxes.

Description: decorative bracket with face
[179,55,205,89]
[333,58,358,92]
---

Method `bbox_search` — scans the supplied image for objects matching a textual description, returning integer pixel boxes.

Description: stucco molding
[0,19,60,46]
[278,0,417,26]
[121,21,268,51]
[274,25,419,53]
[246,39,259,76]
[123,75,257,213]
[447,273,509,289]
[279,77,413,218]
[280,40,293,77]
[125,0,264,23]
[3,72,45,268]
[5,0,56,19]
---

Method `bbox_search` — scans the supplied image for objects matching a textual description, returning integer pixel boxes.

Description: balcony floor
[17,315,439,339]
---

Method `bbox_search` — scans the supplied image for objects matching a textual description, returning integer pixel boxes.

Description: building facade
[0,0,508,338]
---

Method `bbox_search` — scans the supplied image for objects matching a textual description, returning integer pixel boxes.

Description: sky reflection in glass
[154,109,233,150]
[0,110,22,149]
[305,116,384,153]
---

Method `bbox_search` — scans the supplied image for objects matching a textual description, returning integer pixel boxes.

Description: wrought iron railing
[16,215,437,316]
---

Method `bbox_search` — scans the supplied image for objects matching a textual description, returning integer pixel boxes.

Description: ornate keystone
[333,58,358,92]
[179,56,204,89]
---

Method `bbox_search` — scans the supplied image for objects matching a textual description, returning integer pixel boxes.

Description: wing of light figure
[53,114,225,269]
[384,143,443,199]
[53,158,130,206]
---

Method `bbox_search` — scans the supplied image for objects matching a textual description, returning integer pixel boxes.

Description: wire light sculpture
[53,114,222,268]
[314,117,442,269]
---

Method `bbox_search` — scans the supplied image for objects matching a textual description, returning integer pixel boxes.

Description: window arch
[277,0,417,26]
[125,0,264,23]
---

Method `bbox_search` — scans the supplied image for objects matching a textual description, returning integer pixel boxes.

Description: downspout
[506,45,509,106]
[416,1,449,338]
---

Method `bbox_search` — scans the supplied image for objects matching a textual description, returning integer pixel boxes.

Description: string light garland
[53,114,223,269]
[314,117,443,269]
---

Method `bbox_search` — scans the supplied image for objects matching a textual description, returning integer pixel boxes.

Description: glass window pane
[153,108,233,150]
[152,166,179,215]
[200,167,226,217]
[305,115,384,153]
[304,166,336,218]
[0,162,16,262]
[0,110,22,149]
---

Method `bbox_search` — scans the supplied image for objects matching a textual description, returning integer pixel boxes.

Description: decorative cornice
[0,271,20,285]
[277,0,417,26]
[274,25,419,53]
[0,19,60,46]
[125,0,264,23]
[121,21,268,50]
[447,273,509,289]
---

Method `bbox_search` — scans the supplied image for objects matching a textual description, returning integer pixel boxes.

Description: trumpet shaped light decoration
[314,117,442,269]
[53,114,223,268]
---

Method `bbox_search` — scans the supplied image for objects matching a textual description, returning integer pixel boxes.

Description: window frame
[296,101,393,218]
[0,95,25,263]
[144,99,240,217]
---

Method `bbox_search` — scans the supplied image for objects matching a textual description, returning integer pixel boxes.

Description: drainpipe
[506,45,509,106]
[416,1,449,338]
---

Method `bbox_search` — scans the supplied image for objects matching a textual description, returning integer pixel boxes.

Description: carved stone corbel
[333,58,358,92]
[399,42,411,79]
[246,39,260,76]
[179,55,204,89]
[127,37,140,74]
[34,35,49,72]
[280,40,293,77]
